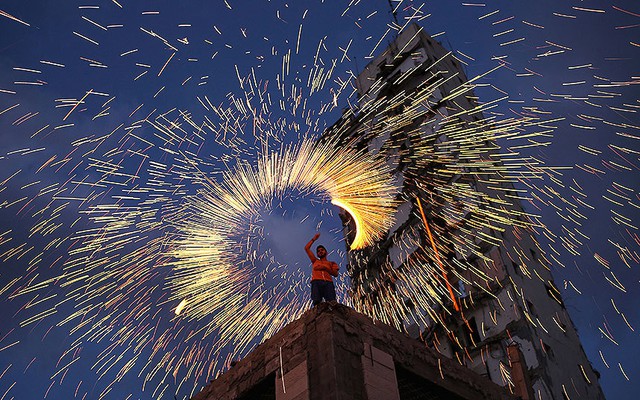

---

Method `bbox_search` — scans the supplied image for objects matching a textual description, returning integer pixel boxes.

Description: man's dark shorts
[311,280,336,305]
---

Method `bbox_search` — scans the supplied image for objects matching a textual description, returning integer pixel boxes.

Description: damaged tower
[325,24,605,400]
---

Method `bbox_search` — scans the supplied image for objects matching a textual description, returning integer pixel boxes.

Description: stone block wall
[192,303,515,400]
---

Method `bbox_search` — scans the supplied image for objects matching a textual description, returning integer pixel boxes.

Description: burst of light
[166,137,398,326]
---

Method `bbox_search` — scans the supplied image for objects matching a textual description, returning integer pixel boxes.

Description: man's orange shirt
[311,259,339,282]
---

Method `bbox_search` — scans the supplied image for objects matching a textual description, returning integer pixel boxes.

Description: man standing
[305,233,339,305]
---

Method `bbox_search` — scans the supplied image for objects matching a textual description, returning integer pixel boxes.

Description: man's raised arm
[304,233,320,262]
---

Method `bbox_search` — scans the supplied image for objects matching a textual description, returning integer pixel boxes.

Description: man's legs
[312,281,336,305]
[311,280,322,305]
[323,281,336,302]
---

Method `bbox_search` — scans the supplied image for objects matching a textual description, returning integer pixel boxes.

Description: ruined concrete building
[193,303,515,400]
[323,24,605,400]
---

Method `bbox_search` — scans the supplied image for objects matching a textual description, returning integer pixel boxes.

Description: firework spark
[165,136,398,325]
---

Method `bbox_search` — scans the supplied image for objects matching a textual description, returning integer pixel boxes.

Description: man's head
[316,245,327,258]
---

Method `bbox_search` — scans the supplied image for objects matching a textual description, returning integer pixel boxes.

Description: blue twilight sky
[0,1,638,399]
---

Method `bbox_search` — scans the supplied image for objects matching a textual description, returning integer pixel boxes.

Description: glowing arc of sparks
[331,199,364,250]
